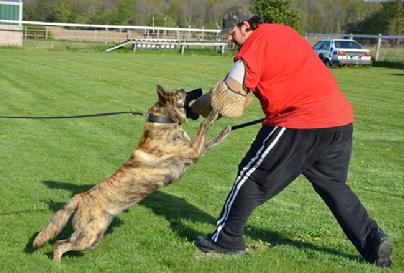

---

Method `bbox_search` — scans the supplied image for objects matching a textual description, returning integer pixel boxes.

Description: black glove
[184,88,202,120]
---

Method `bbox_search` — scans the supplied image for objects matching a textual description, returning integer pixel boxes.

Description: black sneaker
[364,228,393,268]
[195,236,245,255]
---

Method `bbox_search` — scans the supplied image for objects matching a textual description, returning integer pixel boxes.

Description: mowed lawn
[0,47,402,273]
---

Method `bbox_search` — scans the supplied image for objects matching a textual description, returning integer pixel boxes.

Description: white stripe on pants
[211,126,286,242]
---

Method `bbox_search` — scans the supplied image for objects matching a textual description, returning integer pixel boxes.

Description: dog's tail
[32,194,81,249]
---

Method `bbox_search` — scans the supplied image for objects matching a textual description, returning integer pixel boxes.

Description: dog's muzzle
[184,88,203,120]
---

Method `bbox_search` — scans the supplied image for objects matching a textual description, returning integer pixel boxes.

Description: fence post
[24,26,27,39]
[105,28,108,46]
[45,26,48,40]
[95,29,97,41]
[376,33,382,62]
[188,25,191,40]
[202,26,204,41]
[349,33,353,40]
[176,26,179,40]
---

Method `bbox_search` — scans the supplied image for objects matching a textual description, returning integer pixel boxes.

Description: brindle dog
[32,85,230,262]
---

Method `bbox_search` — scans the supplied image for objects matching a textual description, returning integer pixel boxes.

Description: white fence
[104,39,227,54]
[1,19,403,61]
[0,19,221,42]
[0,19,227,54]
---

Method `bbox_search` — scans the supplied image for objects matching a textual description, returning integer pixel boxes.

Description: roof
[317,39,356,42]
[0,0,22,3]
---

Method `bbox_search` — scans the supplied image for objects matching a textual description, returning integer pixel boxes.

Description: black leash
[231,118,265,131]
[0,111,264,130]
[0,111,145,119]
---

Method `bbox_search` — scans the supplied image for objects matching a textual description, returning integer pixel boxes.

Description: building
[0,0,23,46]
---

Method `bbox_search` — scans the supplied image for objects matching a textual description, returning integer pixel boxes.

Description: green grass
[0,47,403,273]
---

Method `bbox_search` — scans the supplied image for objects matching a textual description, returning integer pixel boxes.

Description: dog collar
[146,113,175,124]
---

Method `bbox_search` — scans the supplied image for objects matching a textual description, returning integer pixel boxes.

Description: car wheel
[318,54,324,60]
[323,59,332,67]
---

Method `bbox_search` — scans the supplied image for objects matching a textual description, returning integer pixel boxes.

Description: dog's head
[152,84,188,124]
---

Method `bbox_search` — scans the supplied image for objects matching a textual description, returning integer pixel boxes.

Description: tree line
[22,0,403,34]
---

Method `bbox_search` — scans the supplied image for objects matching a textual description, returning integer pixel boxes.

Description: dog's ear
[156,84,169,102]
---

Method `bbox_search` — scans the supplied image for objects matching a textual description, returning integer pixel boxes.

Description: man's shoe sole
[195,236,245,255]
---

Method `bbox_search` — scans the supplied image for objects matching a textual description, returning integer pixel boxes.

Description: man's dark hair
[247,16,265,30]
[237,16,265,31]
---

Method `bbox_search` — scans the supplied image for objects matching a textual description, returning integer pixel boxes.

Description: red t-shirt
[234,24,354,129]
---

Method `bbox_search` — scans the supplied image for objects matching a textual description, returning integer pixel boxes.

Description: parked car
[312,39,372,67]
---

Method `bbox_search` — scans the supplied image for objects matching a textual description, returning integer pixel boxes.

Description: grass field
[0,47,403,273]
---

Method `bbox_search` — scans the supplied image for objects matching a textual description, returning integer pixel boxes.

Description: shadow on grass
[140,191,217,240]
[30,181,359,262]
[26,180,124,258]
[248,228,359,262]
[25,233,39,254]
[140,191,359,262]
[373,60,404,70]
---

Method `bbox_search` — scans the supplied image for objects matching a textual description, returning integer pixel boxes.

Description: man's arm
[190,60,251,118]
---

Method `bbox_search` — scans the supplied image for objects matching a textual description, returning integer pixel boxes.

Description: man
[189,16,393,267]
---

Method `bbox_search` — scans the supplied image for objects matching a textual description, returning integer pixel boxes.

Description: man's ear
[244,20,253,33]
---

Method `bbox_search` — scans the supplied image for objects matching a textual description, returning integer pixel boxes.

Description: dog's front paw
[220,125,232,137]
[202,125,232,154]
[213,125,232,143]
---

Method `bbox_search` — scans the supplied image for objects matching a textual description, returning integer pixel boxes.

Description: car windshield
[334,41,362,49]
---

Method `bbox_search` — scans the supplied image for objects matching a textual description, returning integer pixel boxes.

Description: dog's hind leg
[53,240,73,263]
[52,208,110,262]
[73,230,105,250]
[53,228,106,262]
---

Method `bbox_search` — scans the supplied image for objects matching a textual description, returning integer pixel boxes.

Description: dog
[32,84,231,262]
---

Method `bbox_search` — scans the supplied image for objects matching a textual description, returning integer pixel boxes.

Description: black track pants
[210,124,378,256]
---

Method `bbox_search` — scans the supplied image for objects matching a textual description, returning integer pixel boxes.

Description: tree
[52,0,76,23]
[383,1,404,35]
[134,0,168,25]
[251,0,300,30]
[111,0,137,25]
[22,0,399,33]
[29,0,57,21]
[346,0,404,35]
[147,13,175,27]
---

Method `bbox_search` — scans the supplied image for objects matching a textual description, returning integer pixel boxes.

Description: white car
[312,39,372,67]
